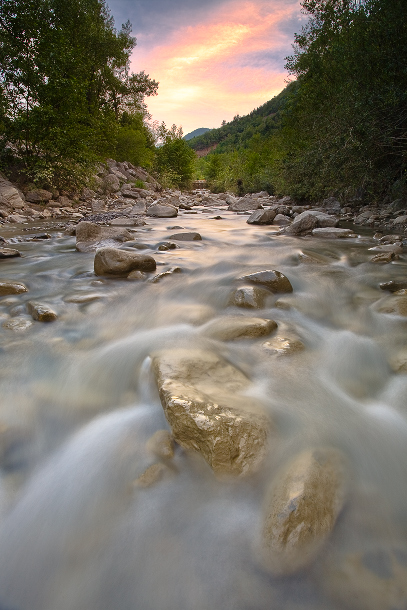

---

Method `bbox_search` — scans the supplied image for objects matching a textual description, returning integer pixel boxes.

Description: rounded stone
[0,248,21,259]
[0,281,27,296]
[261,447,348,575]
[239,270,293,293]
[201,316,277,341]
[94,247,156,276]
[229,286,271,309]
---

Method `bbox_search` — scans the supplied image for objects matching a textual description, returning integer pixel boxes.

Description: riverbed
[0,207,406,610]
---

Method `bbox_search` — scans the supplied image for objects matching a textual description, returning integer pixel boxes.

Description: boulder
[201,315,277,341]
[94,247,156,277]
[75,221,133,252]
[239,270,293,293]
[103,174,121,192]
[152,348,271,476]
[0,176,25,209]
[286,212,319,235]
[0,248,20,259]
[273,214,291,226]
[261,447,348,575]
[229,286,270,308]
[25,189,53,203]
[147,203,178,218]
[129,202,147,215]
[228,199,262,212]
[0,281,27,296]
[247,209,277,225]
[167,232,202,241]
[27,301,57,322]
[380,280,407,292]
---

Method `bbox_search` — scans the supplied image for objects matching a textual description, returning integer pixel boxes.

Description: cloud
[122,0,304,133]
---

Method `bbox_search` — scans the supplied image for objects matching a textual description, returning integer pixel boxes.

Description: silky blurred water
[0,209,406,610]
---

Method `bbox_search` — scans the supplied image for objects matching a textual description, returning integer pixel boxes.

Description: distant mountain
[187,83,295,155]
[183,128,211,141]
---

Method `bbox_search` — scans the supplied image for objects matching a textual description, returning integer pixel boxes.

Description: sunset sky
[107,0,305,135]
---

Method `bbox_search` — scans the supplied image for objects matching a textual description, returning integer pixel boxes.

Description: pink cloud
[131,0,303,134]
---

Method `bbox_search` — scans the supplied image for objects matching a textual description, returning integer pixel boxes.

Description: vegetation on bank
[0,0,194,190]
[190,0,407,203]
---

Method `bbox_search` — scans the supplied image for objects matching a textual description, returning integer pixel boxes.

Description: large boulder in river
[285,211,319,235]
[147,202,178,218]
[261,447,348,575]
[152,348,271,477]
[229,286,270,309]
[228,198,262,212]
[76,221,133,252]
[94,247,156,277]
[239,270,293,294]
[247,209,277,225]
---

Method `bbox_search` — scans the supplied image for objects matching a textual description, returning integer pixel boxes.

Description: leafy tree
[0,0,158,187]
[154,122,196,188]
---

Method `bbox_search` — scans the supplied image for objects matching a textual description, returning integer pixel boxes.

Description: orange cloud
[131,0,302,134]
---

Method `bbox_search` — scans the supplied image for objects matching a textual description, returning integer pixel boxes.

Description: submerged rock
[94,247,156,277]
[312,227,356,238]
[201,315,277,341]
[323,546,407,610]
[134,463,172,488]
[76,221,133,252]
[152,348,271,477]
[2,317,33,331]
[146,430,174,460]
[149,267,182,283]
[167,232,202,241]
[239,270,293,294]
[0,280,27,296]
[262,335,305,356]
[376,295,407,316]
[27,301,57,322]
[261,447,348,575]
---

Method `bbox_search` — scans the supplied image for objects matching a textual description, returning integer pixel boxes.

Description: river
[0,206,406,610]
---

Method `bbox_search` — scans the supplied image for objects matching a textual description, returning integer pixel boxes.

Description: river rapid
[0,206,407,610]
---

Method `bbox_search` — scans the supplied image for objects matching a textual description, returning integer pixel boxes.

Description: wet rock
[2,317,33,331]
[261,447,348,575]
[64,293,106,303]
[0,281,27,295]
[27,301,57,322]
[0,248,20,258]
[239,270,293,294]
[152,348,271,477]
[380,280,407,292]
[146,430,174,459]
[369,243,403,254]
[167,232,202,241]
[149,267,182,283]
[370,252,397,263]
[312,227,356,238]
[273,214,291,226]
[201,315,277,341]
[0,236,7,244]
[127,270,146,280]
[7,213,28,223]
[94,247,156,277]
[75,221,133,252]
[228,199,262,212]
[286,212,318,235]
[134,463,172,488]
[229,286,270,309]
[262,335,305,356]
[323,546,407,610]
[25,189,53,203]
[147,203,178,218]
[376,295,407,316]
[247,209,277,225]
[157,241,177,251]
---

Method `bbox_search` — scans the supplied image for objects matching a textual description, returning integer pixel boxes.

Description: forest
[1,0,406,202]
[191,0,407,203]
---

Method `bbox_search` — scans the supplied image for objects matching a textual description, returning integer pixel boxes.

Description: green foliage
[0,0,158,188]
[134,179,145,189]
[154,122,196,188]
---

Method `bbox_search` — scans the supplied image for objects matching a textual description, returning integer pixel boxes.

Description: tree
[0,0,158,187]
[154,122,196,187]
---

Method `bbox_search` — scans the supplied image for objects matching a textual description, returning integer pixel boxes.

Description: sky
[107,0,305,135]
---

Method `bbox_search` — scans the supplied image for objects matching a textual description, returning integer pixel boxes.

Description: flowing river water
[0,206,407,610]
